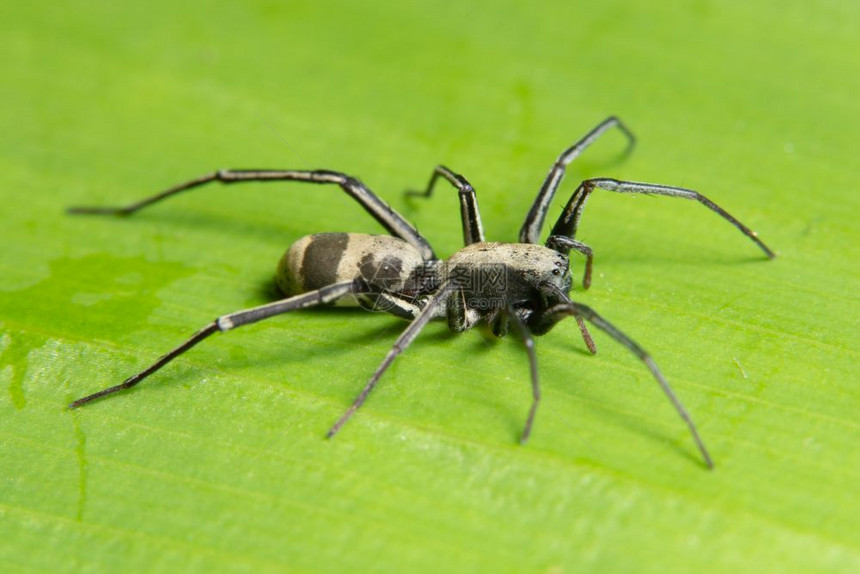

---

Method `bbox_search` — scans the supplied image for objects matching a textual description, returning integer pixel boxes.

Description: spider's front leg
[520,116,636,244]
[537,299,714,469]
[506,307,542,444]
[549,178,776,258]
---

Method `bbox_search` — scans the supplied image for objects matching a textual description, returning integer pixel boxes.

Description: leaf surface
[1,1,858,572]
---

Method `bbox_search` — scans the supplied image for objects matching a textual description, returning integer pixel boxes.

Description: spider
[68,117,775,468]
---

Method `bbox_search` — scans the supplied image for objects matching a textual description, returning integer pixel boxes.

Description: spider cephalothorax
[68,117,775,468]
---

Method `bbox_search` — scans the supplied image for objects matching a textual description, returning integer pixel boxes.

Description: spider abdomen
[276,232,427,300]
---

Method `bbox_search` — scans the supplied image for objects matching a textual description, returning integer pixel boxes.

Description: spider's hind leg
[69,169,437,260]
[69,280,364,408]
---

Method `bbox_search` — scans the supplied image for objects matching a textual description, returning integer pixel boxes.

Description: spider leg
[506,307,541,444]
[407,165,485,245]
[356,291,424,319]
[327,280,454,438]
[68,280,363,409]
[543,301,714,469]
[548,178,776,258]
[520,117,635,244]
[68,169,436,261]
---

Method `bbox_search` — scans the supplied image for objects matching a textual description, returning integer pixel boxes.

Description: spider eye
[551,268,561,276]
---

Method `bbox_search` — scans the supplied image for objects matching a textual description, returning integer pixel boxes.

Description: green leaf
[2,1,858,572]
